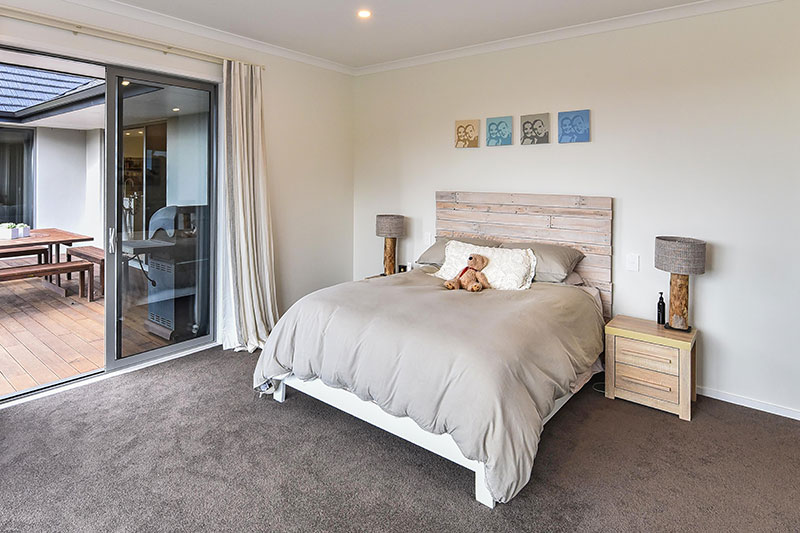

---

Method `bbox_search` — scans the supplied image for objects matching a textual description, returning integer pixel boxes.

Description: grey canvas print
[521,113,550,145]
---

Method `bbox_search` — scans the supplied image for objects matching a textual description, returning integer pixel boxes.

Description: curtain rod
[0,6,264,69]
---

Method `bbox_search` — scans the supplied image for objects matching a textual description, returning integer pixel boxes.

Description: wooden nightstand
[604,315,698,421]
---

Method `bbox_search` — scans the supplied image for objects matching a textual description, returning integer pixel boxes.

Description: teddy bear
[444,254,491,292]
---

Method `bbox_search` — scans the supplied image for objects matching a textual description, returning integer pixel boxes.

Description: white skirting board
[697,386,800,422]
[274,375,573,508]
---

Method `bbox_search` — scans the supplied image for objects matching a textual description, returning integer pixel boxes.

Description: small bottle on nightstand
[657,292,666,325]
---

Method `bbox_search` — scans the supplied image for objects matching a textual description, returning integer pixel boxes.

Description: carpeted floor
[1,347,798,532]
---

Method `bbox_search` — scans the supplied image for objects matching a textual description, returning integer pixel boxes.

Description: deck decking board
[0,310,27,333]
[0,373,14,395]
[3,343,59,385]
[11,330,85,379]
[0,345,37,390]
[0,322,21,347]
[0,257,169,396]
[21,306,73,337]
[60,333,104,368]
[25,327,99,374]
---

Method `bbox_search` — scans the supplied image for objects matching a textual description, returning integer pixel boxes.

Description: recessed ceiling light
[357,9,371,19]
[125,132,130,136]
[121,80,130,86]
[138,131,143,134]
[172,107,180,112]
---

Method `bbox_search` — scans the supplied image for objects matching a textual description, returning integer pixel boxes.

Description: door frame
[104,66,218,371]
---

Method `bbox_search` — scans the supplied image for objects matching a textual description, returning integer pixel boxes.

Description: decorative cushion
[435,240,536,291]
[416,236,500,267]
[500,242,584,283]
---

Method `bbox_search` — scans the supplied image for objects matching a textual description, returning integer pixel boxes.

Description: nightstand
[604,315,698,421]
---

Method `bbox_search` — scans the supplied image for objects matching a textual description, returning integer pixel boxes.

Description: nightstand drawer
[615,337,679,376]
[615,363,679,404]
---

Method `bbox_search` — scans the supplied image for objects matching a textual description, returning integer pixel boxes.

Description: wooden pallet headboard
[435,191,613,319]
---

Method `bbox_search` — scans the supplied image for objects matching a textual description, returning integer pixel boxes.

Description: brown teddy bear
[444,254,491,292]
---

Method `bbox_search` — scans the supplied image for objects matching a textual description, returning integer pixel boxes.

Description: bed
[254,191,613,508]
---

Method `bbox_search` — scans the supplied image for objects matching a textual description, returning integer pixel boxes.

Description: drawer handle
[619,348,673,365]
[618,375,673,393]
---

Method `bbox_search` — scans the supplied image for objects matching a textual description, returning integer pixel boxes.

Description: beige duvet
[253,269,604,502]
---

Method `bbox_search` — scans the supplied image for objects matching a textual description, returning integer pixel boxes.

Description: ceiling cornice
[353,0,780,75]
[62,0,355,74]
[61,0,780,77]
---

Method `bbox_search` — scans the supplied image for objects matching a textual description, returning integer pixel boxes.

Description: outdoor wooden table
[0,228,94,295]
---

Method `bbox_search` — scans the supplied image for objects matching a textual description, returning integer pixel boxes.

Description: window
[0,127,34,226]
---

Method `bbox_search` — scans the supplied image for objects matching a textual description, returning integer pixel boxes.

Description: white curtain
[221,60,279,352]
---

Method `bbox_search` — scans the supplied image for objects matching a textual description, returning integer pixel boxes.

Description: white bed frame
[273,375,573,508]
[271,192,613,508]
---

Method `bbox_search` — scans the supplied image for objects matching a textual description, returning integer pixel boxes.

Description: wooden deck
[0,256,166,398]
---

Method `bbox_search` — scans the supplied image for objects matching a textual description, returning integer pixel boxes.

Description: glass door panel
[106,69,215,367]
[0,128,34,226]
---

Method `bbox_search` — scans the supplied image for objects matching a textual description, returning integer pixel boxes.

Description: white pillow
[434,240,537,290]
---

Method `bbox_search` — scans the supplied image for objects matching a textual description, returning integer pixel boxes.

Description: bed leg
[475,463,495,509]
[273,380,286,403]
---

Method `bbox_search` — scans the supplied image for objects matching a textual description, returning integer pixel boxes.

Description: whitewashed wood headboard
[435,191,613,319]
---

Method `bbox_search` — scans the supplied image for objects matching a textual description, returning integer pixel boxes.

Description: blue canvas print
[486,116,513,146]
[558,110,591,143]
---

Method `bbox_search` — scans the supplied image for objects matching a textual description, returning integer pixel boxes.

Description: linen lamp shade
[376,215,405,238]
[655,236,706,275]
[376,215,405,275]
[654,236,706,331]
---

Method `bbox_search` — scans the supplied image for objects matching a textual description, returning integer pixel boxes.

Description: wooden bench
[0,260,95,301]
[0,246,50,264]
[66,246,104,296]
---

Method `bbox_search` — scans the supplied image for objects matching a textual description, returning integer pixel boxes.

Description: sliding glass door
[105,68,216,369]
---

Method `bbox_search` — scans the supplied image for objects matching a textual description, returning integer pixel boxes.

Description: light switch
[625,253,640,272]
[423,232,433,245]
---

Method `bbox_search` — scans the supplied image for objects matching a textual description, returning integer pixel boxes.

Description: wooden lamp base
[665,273,691,331]
[383,237,397,276]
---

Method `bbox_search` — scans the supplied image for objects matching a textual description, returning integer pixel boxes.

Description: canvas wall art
[520,113,550,145]
[455,119,480,148]
[486,116,513,146]
[558,110,590,143]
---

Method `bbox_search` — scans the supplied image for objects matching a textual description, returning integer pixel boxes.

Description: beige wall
[262,61,354,312]
[1,1,355,314]
[353,1,800,415]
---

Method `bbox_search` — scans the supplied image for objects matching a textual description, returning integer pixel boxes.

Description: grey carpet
[1,347,798,533]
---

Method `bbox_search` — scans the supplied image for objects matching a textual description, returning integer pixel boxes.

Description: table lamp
[376,214,405,275]
[654,236,706,331]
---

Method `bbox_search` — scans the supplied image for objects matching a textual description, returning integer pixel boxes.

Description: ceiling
[19,104,104,129]
[108,0,715,68]
[122,83,209,125]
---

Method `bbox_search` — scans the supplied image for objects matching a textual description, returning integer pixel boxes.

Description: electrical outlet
[625,253,640,272]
